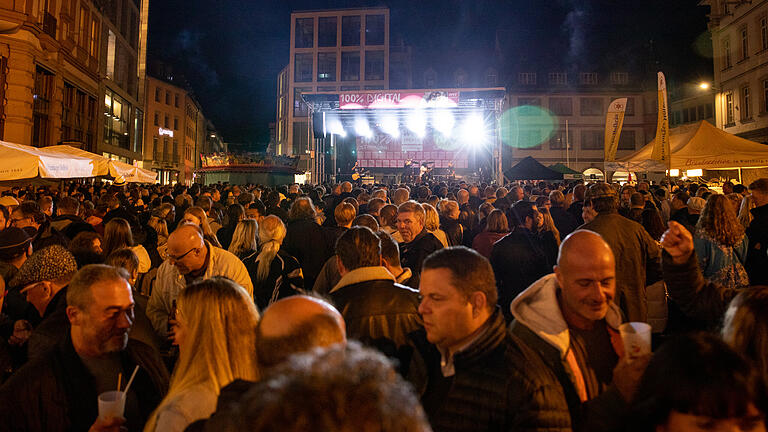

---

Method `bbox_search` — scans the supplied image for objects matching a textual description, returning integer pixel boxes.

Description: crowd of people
[0,176,766,431]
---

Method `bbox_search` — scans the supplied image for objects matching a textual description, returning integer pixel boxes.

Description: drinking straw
[117,372,122,393]
[123,365,140,394]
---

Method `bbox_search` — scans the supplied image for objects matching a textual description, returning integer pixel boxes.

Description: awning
[607,120,768,171]
[0,141,95,180]
[41,145,157,183]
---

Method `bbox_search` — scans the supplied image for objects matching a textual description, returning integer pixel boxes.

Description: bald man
[187,295,346,432]
[146,223,253,338]
[509,230,649,431]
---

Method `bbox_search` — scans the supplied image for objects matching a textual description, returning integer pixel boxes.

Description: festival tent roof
[42,145,157,183]
[609,120,768,171]
[505,156,564,180]
[0,141,95,181]
[548,163,581,175]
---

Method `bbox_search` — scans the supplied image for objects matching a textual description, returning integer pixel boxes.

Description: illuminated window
[726,92,735,124]
[89,18,99,57]
[106,30,116,79]
[318,52,336,82]
[79,7,89,48]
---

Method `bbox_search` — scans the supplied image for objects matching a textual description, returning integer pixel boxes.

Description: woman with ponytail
[243,215,305,310]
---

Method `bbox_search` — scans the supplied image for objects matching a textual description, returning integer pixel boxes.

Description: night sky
[147,0,712,150]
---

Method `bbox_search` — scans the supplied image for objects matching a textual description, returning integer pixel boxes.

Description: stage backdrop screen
[356,130,469,169]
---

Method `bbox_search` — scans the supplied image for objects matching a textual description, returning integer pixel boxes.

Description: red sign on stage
[339,91,459,109]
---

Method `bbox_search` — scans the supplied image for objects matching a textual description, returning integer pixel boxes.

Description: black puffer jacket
[411,310,572,432]
[0,335,169,432]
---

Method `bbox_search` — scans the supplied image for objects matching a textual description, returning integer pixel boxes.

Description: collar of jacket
[395,267,412,285]
[452,309,507,368]
[751,202,768,218]
[510,273,623,358]
[404,227,429,245]
[330,266,395,293]
[174,241,221,282]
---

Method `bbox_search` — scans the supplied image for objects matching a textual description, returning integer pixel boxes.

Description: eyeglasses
[168,247,198,262]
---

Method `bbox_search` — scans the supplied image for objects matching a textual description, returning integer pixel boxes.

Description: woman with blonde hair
[183,206,222,247]
[243,215,304,310]
[739,194,756,229]
[144,277,259,432]
[423,203,449,247]
[694,194,749,288]
[228,219,259,259]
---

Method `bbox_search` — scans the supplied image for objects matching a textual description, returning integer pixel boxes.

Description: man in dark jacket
[579,183,661,323]
[510,231,648,432]
[413,246,571,432]
[567,184,586,225]
[549,190,579,238]
[491,200,557,321]
[397,201,443,289]
[745,178,768,285]
[329,227,421,372]
[11,245,77,362]
[0,264,169,432]
[49,197,94,241]
[283,197,331,290]
[10,202,68,251]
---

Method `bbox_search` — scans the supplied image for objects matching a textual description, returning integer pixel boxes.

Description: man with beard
[0,264,169,432]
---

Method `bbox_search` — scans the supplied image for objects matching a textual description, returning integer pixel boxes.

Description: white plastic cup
[97,390,126,420]
[618,322,652,359]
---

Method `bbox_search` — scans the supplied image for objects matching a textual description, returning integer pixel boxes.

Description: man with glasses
[146,223,253,339]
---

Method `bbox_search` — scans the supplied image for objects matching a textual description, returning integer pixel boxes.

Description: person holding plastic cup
[0,264,169,432]
[510,230,650,431]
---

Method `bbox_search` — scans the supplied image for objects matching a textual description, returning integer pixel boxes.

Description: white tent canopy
[42,145,157,183]
[606,120,768,171]
[0,141,95,181]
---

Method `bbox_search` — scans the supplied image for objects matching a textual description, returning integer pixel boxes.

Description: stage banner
[604,98,627,162]
[339,90,460,109]
[651,72,671,167]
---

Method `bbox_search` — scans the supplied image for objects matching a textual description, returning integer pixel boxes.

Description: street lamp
[699,82,711,90]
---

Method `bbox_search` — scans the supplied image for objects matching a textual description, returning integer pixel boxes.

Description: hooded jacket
[510,274,627,432]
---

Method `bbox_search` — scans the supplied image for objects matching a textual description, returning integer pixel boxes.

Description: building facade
[0,0,147,164]
[143,76,204,185]
[504,71,658,180]
[277,7,390,171]
[705,0,768,143]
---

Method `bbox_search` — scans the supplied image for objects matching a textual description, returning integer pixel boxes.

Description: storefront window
[103,89,130,149]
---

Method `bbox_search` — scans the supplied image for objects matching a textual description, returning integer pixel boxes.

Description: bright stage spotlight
[433,110,455,136]
[380,115,400,138]
[461,114,486,145]
[406,109,427,138]
[354,117,373,138]
[328,118,346,137]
